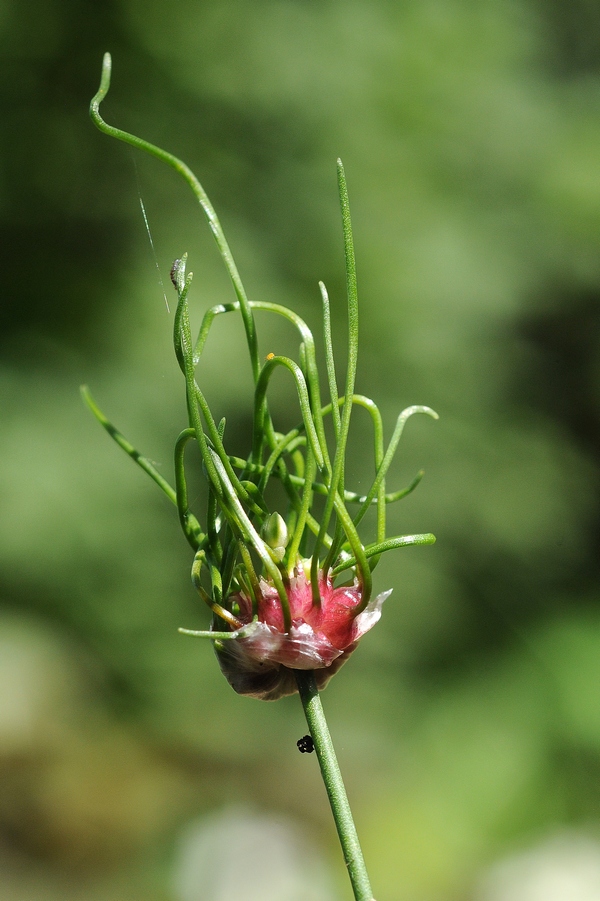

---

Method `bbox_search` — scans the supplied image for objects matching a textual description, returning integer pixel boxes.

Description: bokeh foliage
[2,0,600,898]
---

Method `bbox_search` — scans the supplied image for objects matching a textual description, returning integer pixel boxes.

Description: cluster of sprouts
[84,53,437,701]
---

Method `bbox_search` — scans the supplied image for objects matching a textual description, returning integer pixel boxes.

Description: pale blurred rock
[0,615,79,753]
[172,807,337,901]
[474,831,600,901]
[0,613,187,867]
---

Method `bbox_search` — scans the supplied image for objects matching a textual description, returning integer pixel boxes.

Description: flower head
[215,566,392,700]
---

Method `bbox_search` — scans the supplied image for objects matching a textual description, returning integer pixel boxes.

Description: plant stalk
[295,670,375,901]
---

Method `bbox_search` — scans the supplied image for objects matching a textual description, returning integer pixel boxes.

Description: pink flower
[214,567,391,701]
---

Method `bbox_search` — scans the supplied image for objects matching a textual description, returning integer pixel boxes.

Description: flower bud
[260,512,289,562]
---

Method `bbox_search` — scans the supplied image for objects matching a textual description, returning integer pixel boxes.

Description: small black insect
[170,258,181,289]
[297,734,314,754]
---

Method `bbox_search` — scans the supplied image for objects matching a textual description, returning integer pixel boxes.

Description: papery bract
[214,567,391,700]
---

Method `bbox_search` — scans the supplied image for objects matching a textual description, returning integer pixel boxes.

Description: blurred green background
[2,0,600,898]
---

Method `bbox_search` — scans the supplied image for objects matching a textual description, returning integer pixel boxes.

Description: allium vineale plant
[84,53,437,901]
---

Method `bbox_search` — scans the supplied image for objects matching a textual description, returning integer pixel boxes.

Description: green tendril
[331,533,437,577]
[91,53,260,384]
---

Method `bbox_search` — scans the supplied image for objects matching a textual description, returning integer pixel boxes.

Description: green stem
[295,671,375,901]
